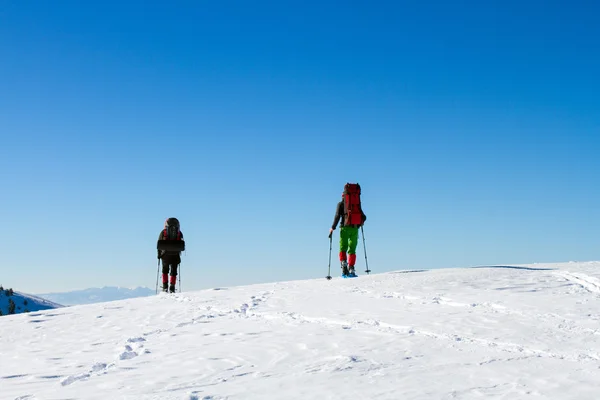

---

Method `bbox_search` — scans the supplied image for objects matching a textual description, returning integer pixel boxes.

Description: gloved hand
[328,228,334,238]
[157,252,161,259]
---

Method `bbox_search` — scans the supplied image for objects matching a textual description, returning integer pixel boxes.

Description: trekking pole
[178,263,182,293]
[155,259,160,294]
[361,226,371,274]
[326,233,333,280]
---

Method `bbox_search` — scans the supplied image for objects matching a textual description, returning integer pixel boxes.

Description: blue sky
[1,1,599,293]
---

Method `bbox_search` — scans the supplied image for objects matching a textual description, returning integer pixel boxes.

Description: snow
[2,261,600,399]
[0,289,63,315]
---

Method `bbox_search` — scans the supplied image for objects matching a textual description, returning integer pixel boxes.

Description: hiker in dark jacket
[157,217,184,293]
[329,195,366,276]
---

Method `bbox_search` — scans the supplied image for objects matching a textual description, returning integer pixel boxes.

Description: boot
[169,275,177,293]
[341,260,349,276]
[348,254,357,276]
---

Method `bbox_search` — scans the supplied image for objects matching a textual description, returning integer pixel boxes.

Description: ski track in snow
[260,308,597,364]
[554,270,600,294]
[347,284,600,339]
[372,269,600,324]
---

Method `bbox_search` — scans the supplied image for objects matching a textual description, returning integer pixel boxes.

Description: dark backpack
[157,217,185,252]
[163,224,182,241]
[343,183,363,226]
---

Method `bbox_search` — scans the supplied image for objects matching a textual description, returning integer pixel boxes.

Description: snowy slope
[37,286,155,306]
[2,261,600,399]
[0,289,63,316]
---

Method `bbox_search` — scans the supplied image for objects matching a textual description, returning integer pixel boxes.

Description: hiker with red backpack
[329,183,367,277]
[157,217,185,293]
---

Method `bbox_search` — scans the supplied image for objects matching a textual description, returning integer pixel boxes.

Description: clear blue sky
[1,1,599,293]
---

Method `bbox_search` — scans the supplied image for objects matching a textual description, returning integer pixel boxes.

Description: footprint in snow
[127,337,146,343]
[60,372,91,386]
[64,337,149,386]
[120,337,150,360]
[119,345,139,360]
[91,362,110,373]
[60,362,115,386]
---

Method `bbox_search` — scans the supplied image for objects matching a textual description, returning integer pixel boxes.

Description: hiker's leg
[161,260,169,289]
[168,263,177,292]
[347,227,359,267]
[339,227,349,262]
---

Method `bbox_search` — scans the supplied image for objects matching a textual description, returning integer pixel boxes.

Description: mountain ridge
[37,286,155,306]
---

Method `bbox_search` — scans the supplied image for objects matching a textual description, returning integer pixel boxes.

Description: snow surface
[2,261,600,399]
[37,286,155,306]
[0,289,63,316]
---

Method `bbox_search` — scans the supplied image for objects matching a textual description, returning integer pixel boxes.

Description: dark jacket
[331,201,366,230]
[157,230,184,264]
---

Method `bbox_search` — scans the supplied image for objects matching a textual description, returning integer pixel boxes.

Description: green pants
[339,226,359,255]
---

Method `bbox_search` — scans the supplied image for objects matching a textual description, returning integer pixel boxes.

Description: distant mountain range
[0,288,63,316]
[36,286,155,306]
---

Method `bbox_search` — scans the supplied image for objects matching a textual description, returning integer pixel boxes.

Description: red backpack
[343,183,363,226]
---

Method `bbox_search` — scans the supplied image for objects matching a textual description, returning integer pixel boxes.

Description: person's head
[165,217,180,229]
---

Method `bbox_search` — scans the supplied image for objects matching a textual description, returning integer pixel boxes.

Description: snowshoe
[342,267,358,278]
